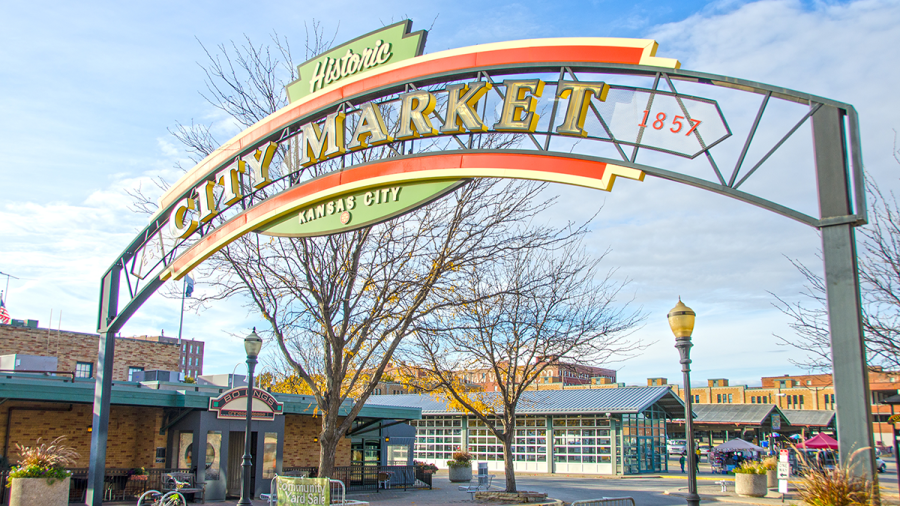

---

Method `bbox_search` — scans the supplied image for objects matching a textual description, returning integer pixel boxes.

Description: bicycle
[136,490,187,506]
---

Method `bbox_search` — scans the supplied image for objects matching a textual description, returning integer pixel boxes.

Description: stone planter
[734,473,767,497]
[448,464,473,482]
[9,475,70,506]
[766,468,777,488]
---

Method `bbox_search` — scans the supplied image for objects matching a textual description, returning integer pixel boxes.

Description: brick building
[0,323,180,381]
[460,357,617,392]
[653,370,900,445]
[130,333,205,379]
[0,372,418,501]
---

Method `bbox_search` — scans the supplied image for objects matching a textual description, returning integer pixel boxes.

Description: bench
[162,472,205,503]
[458,473,494,499]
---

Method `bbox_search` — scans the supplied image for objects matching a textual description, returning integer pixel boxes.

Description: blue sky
[2,0,899,386]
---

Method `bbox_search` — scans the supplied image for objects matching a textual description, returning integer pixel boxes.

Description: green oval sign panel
[257,179,466,237]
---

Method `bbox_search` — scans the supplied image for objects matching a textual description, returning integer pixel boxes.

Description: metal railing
[280,465,432,492]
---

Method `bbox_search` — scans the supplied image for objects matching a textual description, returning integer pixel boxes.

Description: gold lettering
[239,141,279,188]
[494,79,544,132]
[395,91,438,140]
[215,163,245,206]
[336,198,346,212]
[390,187,401,201]
[327,201,335,214]
[315,204,326,218]
[298,112,346,167]
[441,81,492,134]
[169,197,198,239]
[555,81,609,137]
[348,103,393,151]
[195,180,217,222]
[347,195,356,210]
[364,191,374,206]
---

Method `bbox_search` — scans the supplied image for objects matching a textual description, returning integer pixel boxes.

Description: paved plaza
[206,456,900,506]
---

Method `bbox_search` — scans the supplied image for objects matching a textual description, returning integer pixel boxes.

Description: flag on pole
[184,274,195,298]
[0,296,9,325]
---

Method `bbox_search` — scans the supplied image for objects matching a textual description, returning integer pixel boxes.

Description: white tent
[713,438,765,452]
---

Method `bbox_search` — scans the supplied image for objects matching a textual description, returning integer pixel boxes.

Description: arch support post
[87,269,119,506]
[813,104,877,487]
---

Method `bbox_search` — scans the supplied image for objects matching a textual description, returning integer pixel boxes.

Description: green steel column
[812,104,877,482]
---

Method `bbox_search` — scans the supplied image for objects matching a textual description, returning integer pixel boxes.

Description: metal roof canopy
[0,373,421,420]
[671,403,788,425]
[781,409,835,428]
[364,386,688,418]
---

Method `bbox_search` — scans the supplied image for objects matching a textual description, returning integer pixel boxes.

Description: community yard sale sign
[276,477,330,506]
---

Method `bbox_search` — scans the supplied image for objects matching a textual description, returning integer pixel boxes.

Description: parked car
[667,439,686,455]
[698,445,712,457]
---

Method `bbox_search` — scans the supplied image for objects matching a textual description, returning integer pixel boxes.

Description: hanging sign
[771,414,781,430]
[276,476,330,506]
[209,387,284,421]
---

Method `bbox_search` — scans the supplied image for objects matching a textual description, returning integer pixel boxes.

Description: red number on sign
[686,118,701,136]
[638,110,650,128]
[652,112,666,130]
[670,116,684,133]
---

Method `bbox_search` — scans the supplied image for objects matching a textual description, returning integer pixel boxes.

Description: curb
[666,490,796,505]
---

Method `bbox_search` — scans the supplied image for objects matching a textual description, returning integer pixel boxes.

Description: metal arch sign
[90,20,877,505]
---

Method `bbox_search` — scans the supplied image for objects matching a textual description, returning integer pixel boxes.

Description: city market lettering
[167,79,610,239]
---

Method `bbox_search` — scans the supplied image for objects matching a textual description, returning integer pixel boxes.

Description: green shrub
[447,450,473,468]
[6,436,79,487]
[733,460,767,475]
[795,448,872,506]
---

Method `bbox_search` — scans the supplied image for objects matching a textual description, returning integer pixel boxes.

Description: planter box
[9,475,70,506]
[766,469,777,488]
[448,465,473,482]
[734,473,767,497]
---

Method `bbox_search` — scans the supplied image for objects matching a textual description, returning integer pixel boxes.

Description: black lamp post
[238,328,263,506]
[669,299,700,506]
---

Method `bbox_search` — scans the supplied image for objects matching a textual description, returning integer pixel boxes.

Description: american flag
[0,297,9,325]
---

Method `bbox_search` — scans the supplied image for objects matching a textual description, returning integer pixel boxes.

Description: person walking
[680,453,686,473]
[695,448,702,473]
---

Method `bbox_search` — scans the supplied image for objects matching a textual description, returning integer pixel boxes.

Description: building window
[128,367,144,382]
[728,394,733,403]
[716,394,721,403]
[799,395,804,406]
[75,362,93,379]
[694,395,700,403]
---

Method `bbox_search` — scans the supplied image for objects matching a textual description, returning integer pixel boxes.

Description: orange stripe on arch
[159,152,643,281]
[155,38,676,217]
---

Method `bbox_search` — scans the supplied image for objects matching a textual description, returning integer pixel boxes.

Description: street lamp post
[238,329,263,506]
[669,299,700,506]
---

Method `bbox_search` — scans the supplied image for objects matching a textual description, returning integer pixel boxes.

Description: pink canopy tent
[796,433,838,450]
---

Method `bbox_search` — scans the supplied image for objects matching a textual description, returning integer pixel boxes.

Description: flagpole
[177,279,186,346]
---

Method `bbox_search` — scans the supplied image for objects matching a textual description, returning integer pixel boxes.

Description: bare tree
[400,236,643,492]
[133,26,580,476]
[775,140,900,370]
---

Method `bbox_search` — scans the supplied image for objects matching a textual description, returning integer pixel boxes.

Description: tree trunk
[318,411,341,478]
[501,434,517,493]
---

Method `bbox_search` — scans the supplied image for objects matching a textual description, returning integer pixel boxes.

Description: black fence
[280,465,432,492]
[0,467,192,505]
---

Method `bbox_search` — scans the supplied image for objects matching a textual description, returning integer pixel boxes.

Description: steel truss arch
[88,36,873,506]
